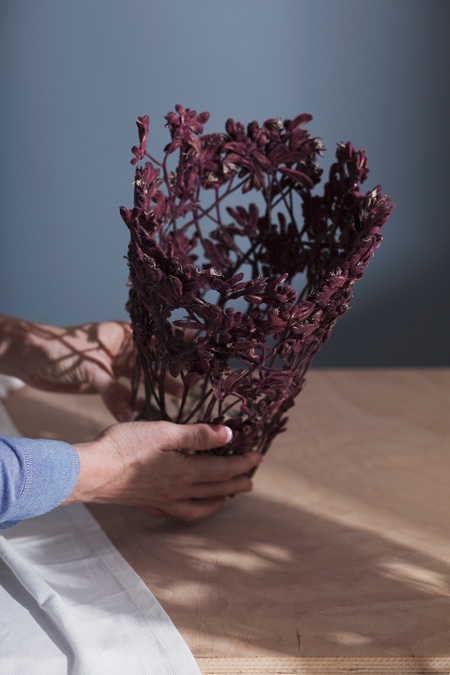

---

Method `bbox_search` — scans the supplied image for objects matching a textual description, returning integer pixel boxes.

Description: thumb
[157,422,233,453]
[96,376,134,422]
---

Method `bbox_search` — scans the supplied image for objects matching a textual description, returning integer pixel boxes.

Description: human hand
[0,315,137,421]
[67,422,263,521]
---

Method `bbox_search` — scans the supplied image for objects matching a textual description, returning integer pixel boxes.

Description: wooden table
[4,370,450,674]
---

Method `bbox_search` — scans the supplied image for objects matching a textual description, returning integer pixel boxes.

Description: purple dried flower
[121,107,394,456]
[130,115,150,165]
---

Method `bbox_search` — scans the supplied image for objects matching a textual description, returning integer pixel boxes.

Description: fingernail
[224,426,233,444]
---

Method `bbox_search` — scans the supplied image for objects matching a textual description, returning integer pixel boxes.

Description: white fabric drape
[0,377,200,675]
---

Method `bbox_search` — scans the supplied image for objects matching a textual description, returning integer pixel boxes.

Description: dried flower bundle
[121,106,393,456]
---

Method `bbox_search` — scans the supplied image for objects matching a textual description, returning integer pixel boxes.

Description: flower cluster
[121,105,393,455]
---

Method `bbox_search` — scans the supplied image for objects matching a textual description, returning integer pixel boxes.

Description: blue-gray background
[1,0,449,366]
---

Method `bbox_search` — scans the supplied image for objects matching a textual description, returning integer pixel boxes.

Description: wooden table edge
[195,656,450,674]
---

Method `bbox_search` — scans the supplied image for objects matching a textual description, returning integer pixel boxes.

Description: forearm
[0,314,136,421]
[0,314,30,379]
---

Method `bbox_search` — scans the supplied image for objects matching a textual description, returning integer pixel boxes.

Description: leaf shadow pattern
[90,369,450,659]
[4,319,133,395]
[90,488,450,659]
[6,369,450,662]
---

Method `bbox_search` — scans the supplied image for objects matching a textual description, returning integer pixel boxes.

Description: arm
[0,314,263,526]
[68,422,262,520]
[1,424,262,528]
[0,434,79,530]
[0,313,135,421]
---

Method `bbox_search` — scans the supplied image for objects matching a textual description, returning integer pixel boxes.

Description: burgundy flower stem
[130,349,142,412]
[214,187,223,229]
[158,362,167,418]
[143,152,164,168]
[180,177,246,232]
[192,208,208,251]
[227,240,261,280]
[176,378,190,423]
[195,203,222,229]
[272,175,296,224]
[182,387,214,424]
[141,365,163,420]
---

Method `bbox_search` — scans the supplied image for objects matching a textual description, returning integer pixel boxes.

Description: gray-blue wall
[1,0,449,366]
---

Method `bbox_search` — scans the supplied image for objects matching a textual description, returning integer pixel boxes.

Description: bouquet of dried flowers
[121,105,393,456]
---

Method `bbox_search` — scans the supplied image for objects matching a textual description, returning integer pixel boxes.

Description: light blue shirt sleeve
[0,434,80,530]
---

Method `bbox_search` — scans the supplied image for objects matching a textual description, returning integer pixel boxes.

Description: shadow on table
[90,489,450,661]
[5,375,450,667]
[3,386,115,443]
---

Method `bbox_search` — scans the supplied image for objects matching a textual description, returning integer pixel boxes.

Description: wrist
[64,439,119,505]
[62,442,94,504]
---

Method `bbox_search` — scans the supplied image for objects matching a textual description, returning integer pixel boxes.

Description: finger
[155,421,233,453]
[189,451,263,483]
[186,474,254,499]
[96,377,134,422]
[138,505,173,519]
[154,497,228,522]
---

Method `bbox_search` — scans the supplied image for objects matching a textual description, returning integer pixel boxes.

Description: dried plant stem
[123,106,393,456]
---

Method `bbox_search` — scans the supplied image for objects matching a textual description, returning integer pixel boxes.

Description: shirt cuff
[0,436,80,529]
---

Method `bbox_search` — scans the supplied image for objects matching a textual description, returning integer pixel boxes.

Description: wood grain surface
[195,657,450,674]
[5,369,450,664]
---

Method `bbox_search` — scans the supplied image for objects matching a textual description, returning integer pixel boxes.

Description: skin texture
[69,421,262,521]
[0,314,263,521]
[0,315,137,422]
